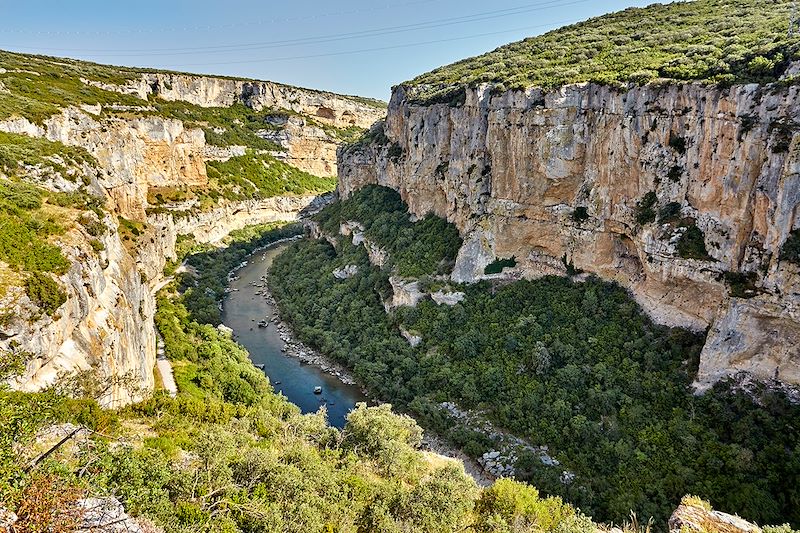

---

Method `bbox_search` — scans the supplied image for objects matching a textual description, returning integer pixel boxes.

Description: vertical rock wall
[338,82,800,389]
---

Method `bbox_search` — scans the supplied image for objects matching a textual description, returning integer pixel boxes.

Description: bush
[484,256,517,275]
[24,272,66,316]
[475,478,581,532]
[781,229,800,264]
[723,271,760,298]
[677,223,711,260]
[669,132,687,154]
[572,206,590,222]
[635,192,658,225]
[658,202,682,223]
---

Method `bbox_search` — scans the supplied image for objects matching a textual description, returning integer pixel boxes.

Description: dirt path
[156,335,177,397]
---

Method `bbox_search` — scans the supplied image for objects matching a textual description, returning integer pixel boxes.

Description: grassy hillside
[407,0,800,104]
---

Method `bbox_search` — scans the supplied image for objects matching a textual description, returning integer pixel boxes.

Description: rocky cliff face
[338,81,800,390]
[89,72,383,129]
[0,67,371,404]
[3,212,156,406]
[89,72,386,177]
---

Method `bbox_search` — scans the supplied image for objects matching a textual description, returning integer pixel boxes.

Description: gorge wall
[338,81,800,390]
[0,65,377,406]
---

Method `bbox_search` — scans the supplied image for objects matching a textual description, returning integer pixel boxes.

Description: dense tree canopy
[270,198,800,529]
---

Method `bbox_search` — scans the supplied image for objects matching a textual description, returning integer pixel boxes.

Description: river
[221,243,367,428]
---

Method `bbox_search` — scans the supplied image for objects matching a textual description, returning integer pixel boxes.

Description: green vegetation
[270,196,800,529]
[484,256,517,275]
[0,131,97,180]
[781,228,800,264]
[572,206,590,222]
[0,180,68,275]
[341,121,390,156]
[657,202,682,223]
[676,223,711,260]
[0,223,604,533]
[635,192,658,225]
[24,272,66,316]
[723,271,761,299]
[0,51,143,124]
[117,216,147,254]
[206,151,336,200]
[407,0,800,103]
[314,185,462,277]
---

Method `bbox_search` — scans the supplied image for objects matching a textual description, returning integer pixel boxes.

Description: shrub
[658,202,682,223]
[25,272,67,316]
[13,474,84,533]
[677,224,711,260]
[0,181,42,210]
[723,271,760,298]
[668,165,684,182]
[781,229,800,264]
[484,256,517,274]
[635,192,658,225]
[572,206,590,222]
[387,143,404,162]
[475,478,580,532]
[669,132,687,154]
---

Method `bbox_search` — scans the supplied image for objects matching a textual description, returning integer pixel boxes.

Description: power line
[1,0,589,57]
[0,0,444,37]
[153,19,579,68]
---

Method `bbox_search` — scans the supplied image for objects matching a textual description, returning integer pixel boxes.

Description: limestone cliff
[338,81,800,390]
[89,71,386,177]
[0,53,377,405]
[89,72,383,129]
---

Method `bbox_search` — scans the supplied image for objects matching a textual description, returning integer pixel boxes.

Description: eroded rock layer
[338,82,800,389]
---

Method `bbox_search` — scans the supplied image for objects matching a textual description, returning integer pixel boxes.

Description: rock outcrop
[668,498,762,533]
[338,81,800,389]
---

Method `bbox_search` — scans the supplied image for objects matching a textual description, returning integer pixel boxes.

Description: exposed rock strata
[338,81,800,389]
[0,98,344,405]
[88,72,384,129]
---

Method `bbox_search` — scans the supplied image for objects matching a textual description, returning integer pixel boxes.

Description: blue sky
[1,0,654,100]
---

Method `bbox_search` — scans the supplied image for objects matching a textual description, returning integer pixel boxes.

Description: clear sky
[1,0,654,101]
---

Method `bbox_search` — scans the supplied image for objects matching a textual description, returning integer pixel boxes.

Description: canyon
[338,80,800,391]
[0,61,382,406]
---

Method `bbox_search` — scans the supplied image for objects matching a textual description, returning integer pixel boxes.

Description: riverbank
[249,265,362,389]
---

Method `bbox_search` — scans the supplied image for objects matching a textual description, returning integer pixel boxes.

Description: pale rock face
[333,264,360,280]
[431,290,466,306]
[3,215,156,407]
[400,326,423,347]
[338,81,800,389]
[87,72,385,130]
[1,110,207,220]
[259,116,340,176]
[668,501,761,533]
[85,73,385,177]
[387,276,426,309]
